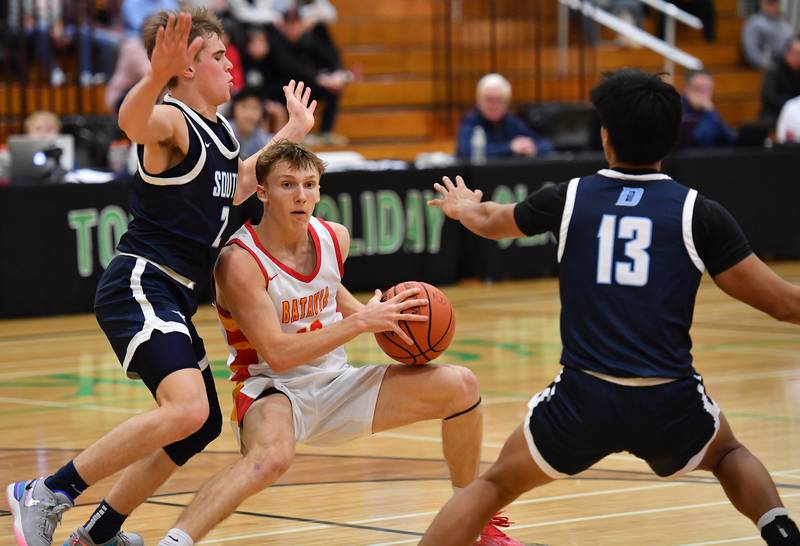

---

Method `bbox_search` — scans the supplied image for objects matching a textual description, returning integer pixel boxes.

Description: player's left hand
[429,176,484,221]
[284,80,317,135]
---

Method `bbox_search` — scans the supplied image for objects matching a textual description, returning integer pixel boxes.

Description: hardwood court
[1,264,799,545]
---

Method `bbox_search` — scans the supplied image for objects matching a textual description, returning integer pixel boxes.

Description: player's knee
[162,397,211,440]
[445,366,480,413]
[245,445,295,489]
[162,402,223,466]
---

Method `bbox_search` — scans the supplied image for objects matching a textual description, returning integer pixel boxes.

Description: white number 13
[596,214,652,287]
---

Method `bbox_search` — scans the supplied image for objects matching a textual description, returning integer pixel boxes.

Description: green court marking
[455,339,538,356]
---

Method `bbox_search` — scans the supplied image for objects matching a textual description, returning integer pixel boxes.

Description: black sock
[761,515,800,545]
[44,460,88,502]
[84,499,128,544]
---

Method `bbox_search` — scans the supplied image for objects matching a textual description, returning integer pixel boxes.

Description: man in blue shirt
[679,69,736,148]
[456,73,553,159]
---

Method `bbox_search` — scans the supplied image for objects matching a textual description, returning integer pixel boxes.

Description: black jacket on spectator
[761,56,800,123]
[265,25,342,88]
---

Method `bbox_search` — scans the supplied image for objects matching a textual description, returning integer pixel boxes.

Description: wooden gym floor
[1,264,799,545]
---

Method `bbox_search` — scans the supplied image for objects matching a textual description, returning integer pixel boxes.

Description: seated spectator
[679,70,735,148]
[266,6,350,145]
[24,110,62,137]
[239,28,288,132]
[456,73,553,160]
[227,0,336,30]
[580,0,644,47]
[742,0,793,71]
[776,95,800,143]
[659,0,716,43]
[760,35,800,123]
[228,87,272,159]
[105,0,178,111]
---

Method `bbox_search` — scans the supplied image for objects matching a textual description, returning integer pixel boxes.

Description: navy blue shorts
[524,367,720,479]
[95,255,208,384]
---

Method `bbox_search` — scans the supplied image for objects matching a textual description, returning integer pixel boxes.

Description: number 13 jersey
[513,168,752,379]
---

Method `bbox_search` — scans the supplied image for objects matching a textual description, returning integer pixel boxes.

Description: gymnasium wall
[1,147,798,318]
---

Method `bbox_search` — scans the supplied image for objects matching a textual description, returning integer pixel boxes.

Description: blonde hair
[24,111,61,134]
[141,7,224,89]
[255,140,326,185]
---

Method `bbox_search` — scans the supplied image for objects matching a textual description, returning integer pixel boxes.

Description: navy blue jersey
[116,94,241,285]
[514,168,752,379]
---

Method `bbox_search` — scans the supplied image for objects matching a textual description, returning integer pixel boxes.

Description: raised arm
[118,12,204,145]
[234,80,317,205]
[428,175,524,240]
[215,245,426,372]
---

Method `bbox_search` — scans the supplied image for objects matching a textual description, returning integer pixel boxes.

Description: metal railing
[558,0,704,77]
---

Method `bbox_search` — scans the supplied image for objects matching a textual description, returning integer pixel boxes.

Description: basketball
[374,281,456,365]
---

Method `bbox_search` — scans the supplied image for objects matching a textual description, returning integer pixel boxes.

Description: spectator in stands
[228,87,273,159]
[456,73,553,160]
[580,0,644,47]
[7,0,66,85]
[760,35,800,123]
[660,0,716,42]
[776,95,800,143]
[239,28,289,132]
[227,0,336,28]
[24,110,62,137]
[105,0,178,111]
[742,0,793,71]
[266,6,350,145]
[679,69,735,147]
[76,1,122,84]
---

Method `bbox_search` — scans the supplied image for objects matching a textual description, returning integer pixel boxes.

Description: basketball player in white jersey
[156,141,525,546]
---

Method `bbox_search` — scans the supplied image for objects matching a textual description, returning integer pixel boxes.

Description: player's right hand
[429,176,484,221]
[359,288,428,345]
[150,12,205,84]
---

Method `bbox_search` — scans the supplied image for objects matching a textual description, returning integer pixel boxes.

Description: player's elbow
[263,351,291,373]
[260,342,295,373]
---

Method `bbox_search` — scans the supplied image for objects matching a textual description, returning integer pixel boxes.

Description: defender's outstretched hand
[149,12,205,84]
[283,80,318,136]
[428,176,484,221]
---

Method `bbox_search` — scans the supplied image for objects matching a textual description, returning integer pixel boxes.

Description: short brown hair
[255,140,326,185]
[142,7,224,89]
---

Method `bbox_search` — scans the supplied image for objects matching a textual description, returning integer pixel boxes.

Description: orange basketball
[374,281,456,365]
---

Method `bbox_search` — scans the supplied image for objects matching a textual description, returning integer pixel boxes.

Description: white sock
[452,485,463,496]
[758,507,790,530]
[158,528,194,546]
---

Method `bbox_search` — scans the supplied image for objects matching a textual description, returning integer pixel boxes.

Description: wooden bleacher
[0,0,763,160]
[323,0,761,159]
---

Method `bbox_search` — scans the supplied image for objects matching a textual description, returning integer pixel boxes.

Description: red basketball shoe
[477,513,525,546]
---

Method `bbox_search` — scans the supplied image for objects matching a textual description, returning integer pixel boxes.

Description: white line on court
[366,492,800,546]
[375,431,639,462]
[0,365,93,379]
[677,536,760,545]
[198,480,688,543]
[708,368,800,383]
[0,396,142,414]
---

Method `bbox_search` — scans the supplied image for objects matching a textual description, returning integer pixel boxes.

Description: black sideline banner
[1,149,797,317]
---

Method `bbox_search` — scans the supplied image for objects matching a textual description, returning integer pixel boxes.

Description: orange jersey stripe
[217,309,259,381]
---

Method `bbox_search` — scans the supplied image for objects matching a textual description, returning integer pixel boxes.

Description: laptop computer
[8,134,75,185]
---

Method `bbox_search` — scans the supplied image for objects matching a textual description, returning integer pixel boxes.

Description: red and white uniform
[218,217,387,446]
